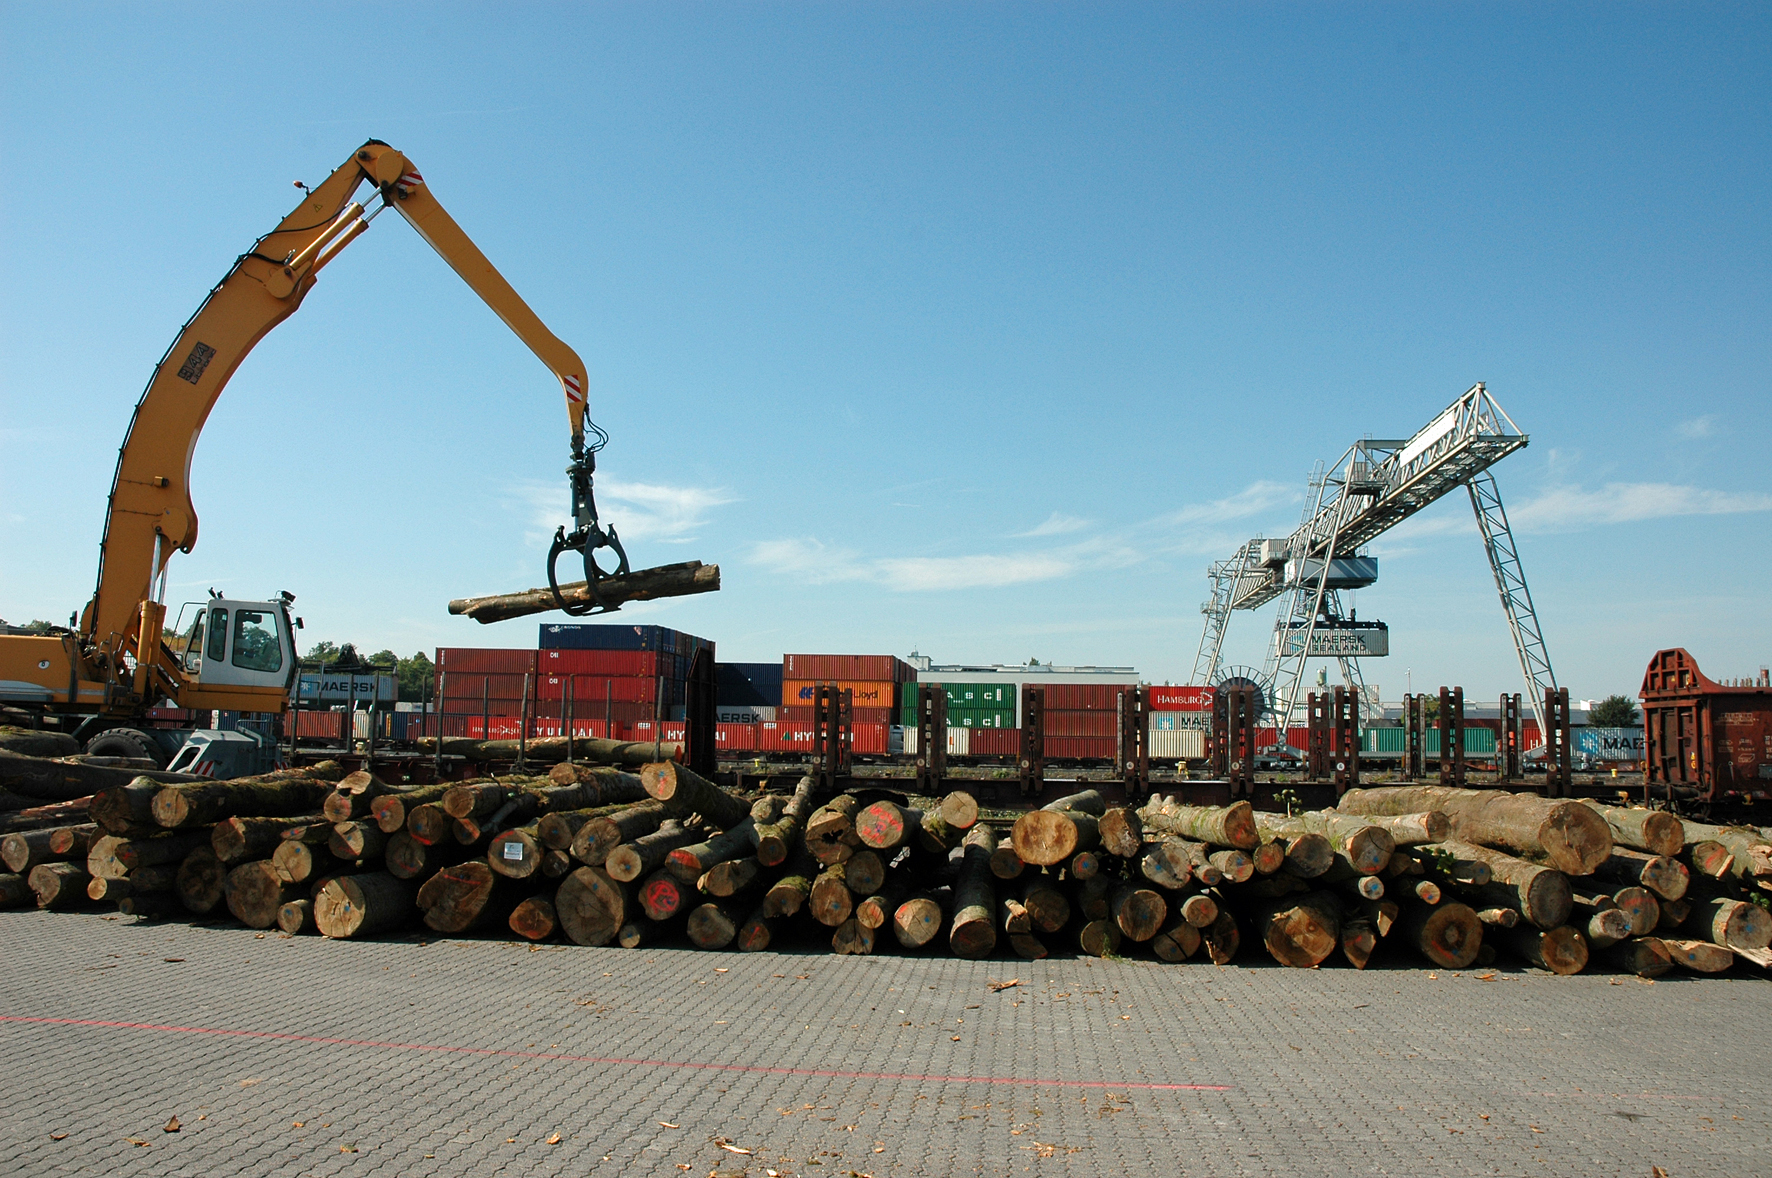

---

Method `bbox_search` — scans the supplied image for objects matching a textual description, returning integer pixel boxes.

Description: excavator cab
[169,598,296,690]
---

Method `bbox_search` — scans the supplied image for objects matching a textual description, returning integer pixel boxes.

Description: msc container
[783,655,914,682]
[1150,728,1206,760]
[435,648,537,675]
[1147,686,1215,711]
[944,709,1016,729]
[781,680,899,709]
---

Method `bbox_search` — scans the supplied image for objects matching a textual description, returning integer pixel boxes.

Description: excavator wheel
[84,727,168,770]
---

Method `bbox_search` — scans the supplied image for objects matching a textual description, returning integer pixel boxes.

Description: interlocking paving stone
[0,908,1765,1176]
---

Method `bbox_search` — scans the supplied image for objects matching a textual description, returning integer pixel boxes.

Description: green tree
[302,640,342,666]
[1587,694,1639,727]
[367,649,399,668]
[24,620,57,634]
[396,651,436,702]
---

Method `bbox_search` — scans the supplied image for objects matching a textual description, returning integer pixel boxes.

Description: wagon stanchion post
[1404,692,1424,782]
[916,683,947,795]
[1332,684,1360,795]
[564,672,575,765]
[1305,692,1328,782]
[1501,692,1521,783]
[1118,686,1149,799]
[1438,686,1465,787]
[1544,686,1571,797]
[1019,685,1044,798]
[432,671,446,779]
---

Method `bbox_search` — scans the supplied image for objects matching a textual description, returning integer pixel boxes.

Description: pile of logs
[1,747,1768,978]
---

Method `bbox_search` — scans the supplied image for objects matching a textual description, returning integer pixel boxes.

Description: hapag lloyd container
[781,680,899,709]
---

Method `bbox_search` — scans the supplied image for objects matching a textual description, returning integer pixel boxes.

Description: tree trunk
[314,872,419,938]
[809,862,855,927]
[87,831,209,879]
[665,819,757,882]
[1097,807,1144,858]
[1685,840,1735,879]
[1000,894,1031,935]
[537,806,603,851]
[1275,833,1335,879]
[1358,811,1451,845]
[605,820,702,883]
[1506,925,1588,974]
[1593,848,1688,901]
[571,800,669,867]
[1256,811,1394,875]
[989,837,1025,881]
[856,801,920,851]
[1110,884,1167,942]
[0,752,208,803]
[370,781,453,834]
[1578,906,1634,949]
[805,795,862,866]
[502,895,554,940]
[271,840,322,885]
[442,782,511,820]
[1610,887,1660,936]
[752,776,815,866]
[211,815,324,864]
[46,823,100,857]
[639,762,750,828]
[1139,839,1194,890]
[381,831,459,880]
[175,847,227,913]
[1477,906,1519,928]
[151,774,338,829]
[1432,840,1572,930]
[1078,919,1121,958]
[940,791,980,830]
[278,897,317,935]
[1201,910,1241,964]
[1151,916,1201,962]
[1079,874,1114,921]
[892,890,948,949]
[1397,898,1483,968]
[488,825,546,879]
[686,901,741,949]
[1139,799,1258,850]
[1680,820,1772,882]
[1068,850,1100,881]
[447,559,720,622]
[322,772,399,823]
[1657,937,1734,973]
[1410,845,1492,886]
[1173,892,1216,928]
[830,916,874,955]
[3,825,97,874]
[764,853,817,918]
[1010,807,1099,867]
[555,866,629,946]
[1600,936,1673,978]
[1339,785,1612,875]
[855,875,911,930]
[1254,891,1342,968]
[1207,849,1255,884]
[700,858,761,898]
[329,820,388,862]
[535,771,650,809]
[735,905,784,952]
[224,861,300,929]
[28,861,89,908]
[1681,896,1772,950]
[1251,839,1287,876]
[415,735,682,768]
[844,850,885,896]
[948,825,997,960]
[416,862,520,934]
[637,869,692,922]
[1577,803,1683,858]
[1021,879,1070,933]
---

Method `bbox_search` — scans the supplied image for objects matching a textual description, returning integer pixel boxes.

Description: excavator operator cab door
[170,599,293,689]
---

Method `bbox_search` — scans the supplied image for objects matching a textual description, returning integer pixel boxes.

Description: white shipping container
[900,728,970,756]
[1150,728,1205,760]
[1151,710,1212,731]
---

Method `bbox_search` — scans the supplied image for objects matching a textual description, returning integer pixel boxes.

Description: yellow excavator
[1,140,643,766]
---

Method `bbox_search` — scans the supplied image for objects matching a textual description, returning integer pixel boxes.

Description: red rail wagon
[1642,647,1772,802]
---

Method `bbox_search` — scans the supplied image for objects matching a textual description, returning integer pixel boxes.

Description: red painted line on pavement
[0,1014,1232,1092]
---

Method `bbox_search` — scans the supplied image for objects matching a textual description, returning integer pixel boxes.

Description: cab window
[206,608,229,662]
[183,612,205,672]
[231,610,282,673]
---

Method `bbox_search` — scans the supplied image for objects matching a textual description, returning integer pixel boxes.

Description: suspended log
[1601,936,1673,978]
[1339,785,1612,875]
[1254,891,1341,968]
[1110,884,1167,943]
[1201,910,1241,964]
[753,776,816,866]
[416,862,520,934]
[571,800,669,867]
[370,781,453,834]
[448,560,720,622]
[555,866,629,946]
[150,773,338,829]
[1078,919,1121,958]
[809,862,855,928]
[1506,926,1589,975]
[856,801,920,851]
[1397,898,1483,968]
[605,820,702,883]
[700,858,761,898]
[314,872,419,939]
[638,869,693,922]
[1681,896,1772,950]
[1022,879,1071,933]
[639,762,750,828]
[665,819,757,883]
[211,815,323,864]
[176,847,227,913]
[1010,804,1099,867]
[892,889,949,949]
[1098,807,1144,858]
[764,853,818,919]
[686,901,741,949]
[29,861,89,908]
[1139,799,1257,849]
[278,898,317,935]
[87,830,209,880]
[940,791,980,830]
[989,837,1025,881]
[830,917,874,955]
[224,861,300,929]
[1151,915,1201,962]
[1658,937,1735,973]
[1255,811,1395,875]
[1576,803,1683,858]
[1432,840,1572,930]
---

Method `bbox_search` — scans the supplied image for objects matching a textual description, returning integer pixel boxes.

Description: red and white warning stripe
[563,374,584,403]
[398,170,425,190]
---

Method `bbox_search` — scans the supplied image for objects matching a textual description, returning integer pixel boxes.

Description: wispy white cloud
[1147,480,1297,529]
[508,476,736,546]
[1508,482,1772,531]
[1015,512,1090,538]
[1676,415,1717,439]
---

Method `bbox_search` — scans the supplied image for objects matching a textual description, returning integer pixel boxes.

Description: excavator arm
[85,140,627,707]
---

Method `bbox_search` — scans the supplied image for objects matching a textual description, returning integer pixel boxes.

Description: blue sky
[2,3,1766,702]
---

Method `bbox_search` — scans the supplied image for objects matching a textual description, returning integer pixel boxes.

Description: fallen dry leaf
[340,1144,357,1154]
[163,957,185,963]
[127,1137,148,1147]
[659,1121,680,1128]
[1477,974,1496,982]
[163,1116,180,1133]
[951,1035,962,1041]
[546,1133,562,1145]
[676,1165,692,1171]
[49,1133,67,1142]
[715,1140,752,1155]
[714,967,728,973]
[505,1137,517,1144]
[292,1122,304,1128]
[988,978,1022,992]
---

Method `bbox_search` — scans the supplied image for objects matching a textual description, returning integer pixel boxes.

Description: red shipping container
[1034,683,1127,711]
[1147,686,1215,711]
[967,728,1020,755]
[780,705,895,725]
[441,696,527,715]
[782,655,912,683]
[525,719,615,740]
[464,715,529,740]
[661,723,687,742]
[439,672,532,701]
[780,680,899,709]
[759,722,816,752]
[1043,710,1118,737]
[1042,735,1115,760]
[435,648,537,674]
[537,649,661,677]
[850,723,890,755]
[716,723,760,751]
[537,674,658,703]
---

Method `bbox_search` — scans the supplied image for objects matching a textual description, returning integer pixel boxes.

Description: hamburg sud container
[1147,686,1215,711]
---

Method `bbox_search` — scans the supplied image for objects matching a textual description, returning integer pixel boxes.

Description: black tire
[84,727,167,769]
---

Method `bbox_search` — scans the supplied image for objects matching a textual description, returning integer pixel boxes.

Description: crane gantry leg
[1468,470,1557,745]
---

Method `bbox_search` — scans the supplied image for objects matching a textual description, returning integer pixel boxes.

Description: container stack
[774,654,917,756]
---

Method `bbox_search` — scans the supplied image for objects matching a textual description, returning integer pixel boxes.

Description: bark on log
[442,782,512,820]
[211,815,324,864]
[1276,833,1335,879]
[1434,840,1572,930]
[1594,848,1689,901]
[87,831,209,879]
[1358,811,1451,845]
[28,861,89,908]
[0,728,79,757]
[1338,785,1612,875]
[753,776,816,866]
[1506,925,1589,975]
[571,800,669,867]
[176,847,227,913]
[554,866,629,946]
[893,890,948,949]
[700,858,761,898]
[1255,811,1395,875]
[447,560,721,623]
[684,901,740,949]
[3,825,96,873]
[329,820,388,862]
[605,820,702,883]
[278,898,317,935]
[1576,803,1684,858]
[809,862,855,927]
[1601,936,1673,978]
[989,837,1025,881]
[1201,910,1241,964]
[640,761,750,829]
[665,819,757,883]
[415,736,682,768]
[537,806,604,851]
[1078,919,1122,958]
[763,853,818,919]
[1681,896,1772,950]
[1097,807,1144,858]
[0,750,207,802]
[314,872,419,938]
[370,781,453,834]
[856,801,920,851]
[1254,891,1341,968]
[1152,916,1201,962]
[224,861,300,929]
[1680,820,1772,881]
[1110,884,1167,942]
[940,791,980,830]
[1658,937,1734,973]
[416,862,519,934]
[1139,799,1258,849]
[1411,845,1492,886]
[1022,879,1071,933]
[0,796,97,837]
[1010,807,1099,867]
[151,773,338,829]
[1079,874,1113,922]
[1397,898,1483,968]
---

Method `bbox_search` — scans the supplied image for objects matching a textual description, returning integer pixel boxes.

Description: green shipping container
[899,683,1017,723]
[1363,727,1497,756]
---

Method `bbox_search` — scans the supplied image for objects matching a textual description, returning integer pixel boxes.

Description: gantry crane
[1191,383,1557,744]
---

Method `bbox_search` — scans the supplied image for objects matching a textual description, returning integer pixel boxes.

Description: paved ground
[0,909,1765,1177]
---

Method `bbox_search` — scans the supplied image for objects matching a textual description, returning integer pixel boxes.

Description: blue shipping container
[1576,727,1644,762]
